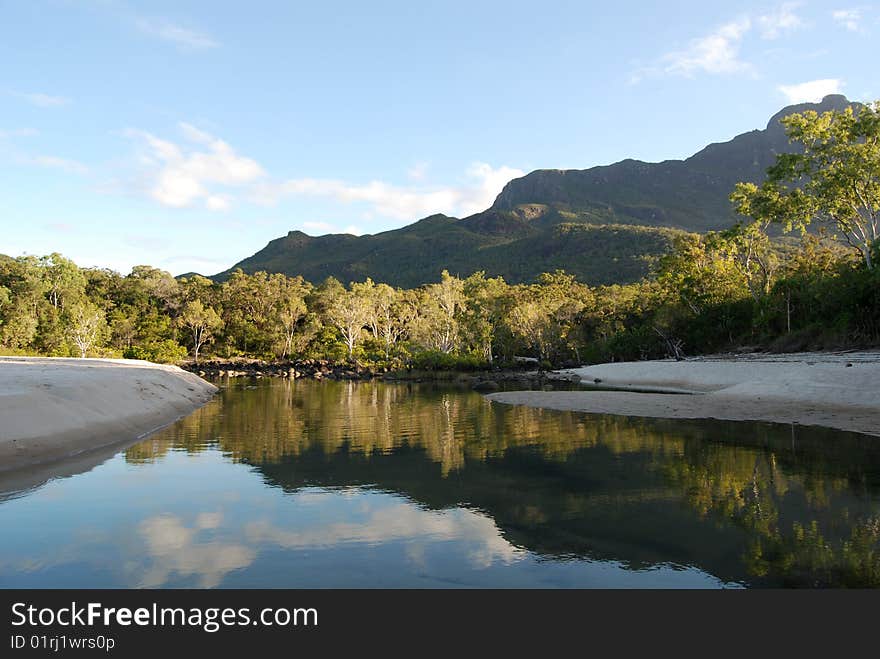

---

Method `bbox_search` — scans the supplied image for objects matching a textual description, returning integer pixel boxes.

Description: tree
[326,285,371,359]
[64,301,106,358]
[463,272,510,363]
[0,256,48,349]
[508,299,554,362]
[363,283,415,358]
[129,265,182,318]
[0,285,10,336]
[732,101,880,269]
[40,252,86,311]
[180,300,223,363]
[412,271,465,354]
[276,276,310,358]
[712,221,780,302]
[506,271,591,364]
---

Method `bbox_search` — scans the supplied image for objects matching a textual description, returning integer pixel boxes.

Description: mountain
[492,94,855,232]
[217,95,857,287]
[225,219,689,288]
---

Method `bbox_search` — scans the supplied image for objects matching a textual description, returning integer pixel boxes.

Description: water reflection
[138,513,255,588]
[1,379,879,588]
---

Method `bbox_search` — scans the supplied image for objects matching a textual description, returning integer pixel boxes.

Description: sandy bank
[0,357,217,473]
[486,352,880,437]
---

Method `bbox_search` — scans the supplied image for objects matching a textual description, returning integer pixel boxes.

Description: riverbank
[179,357,576,390]
[486,351,880,436]
[0,357,217,472]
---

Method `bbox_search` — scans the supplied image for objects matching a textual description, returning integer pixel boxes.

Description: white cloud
[633,5,804,82]
[205,195,231,211]
[122,124,520,222]
[245,503,524,569]
[660,18,753,77]
[832,8,862,31]
[253,162,524,220]
[10,90,70,107]
[136,19,219,49]
[128,123,264,210]
[179,122,216,144]
[778,78,844,103]
[138,514,254,588]
[28,155,89,175]
[464,163,524,216]
[758,3,803,39]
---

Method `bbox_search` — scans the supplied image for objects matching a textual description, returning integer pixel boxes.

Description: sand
[487,352,880,436]
[0,357,217,473]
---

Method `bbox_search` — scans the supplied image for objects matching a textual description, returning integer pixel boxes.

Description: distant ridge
[216,95,858,287]
[491,94,855,230]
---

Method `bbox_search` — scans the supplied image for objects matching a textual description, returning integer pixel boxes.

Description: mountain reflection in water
[1,379,878,588]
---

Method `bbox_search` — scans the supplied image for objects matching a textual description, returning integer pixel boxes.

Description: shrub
[124,340,188,364]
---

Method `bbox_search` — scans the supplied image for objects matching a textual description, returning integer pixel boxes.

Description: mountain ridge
[215,94,858,287]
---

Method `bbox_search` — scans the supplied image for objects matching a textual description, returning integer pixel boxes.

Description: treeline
[0,233,876,368]
[1,101,877,367]
[0,254,591,367]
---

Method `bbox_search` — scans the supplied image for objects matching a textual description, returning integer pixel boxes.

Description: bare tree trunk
[786,290,791,334]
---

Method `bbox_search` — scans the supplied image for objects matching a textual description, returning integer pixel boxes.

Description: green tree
[507,271,590,363]
[326,284,371,359]
[180,300,223,363]
[0,256,47,349]
[411,271,465,354]
[40,252,86,311]
[732,101,880,269]
[64,300,107,358]
[462,272,510,363]
[714,221,780,302]
[275,275,311,358]
[363,282,415,358]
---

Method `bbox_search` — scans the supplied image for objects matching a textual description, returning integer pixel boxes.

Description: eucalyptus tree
[64,300,107,358]
[180,299,223,363]
[411,271,465,354]
[713,221,780,302]
[732,101,880,269]
[275,275,311,358]
[462,272,510,363]
[326,284,372,359]
[507,272,590,364]
[40,252,86,311]
[368,283,416,358]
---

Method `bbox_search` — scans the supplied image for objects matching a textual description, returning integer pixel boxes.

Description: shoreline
[0,357,217,475]
[180,357,572,389]
[486,352,880,437]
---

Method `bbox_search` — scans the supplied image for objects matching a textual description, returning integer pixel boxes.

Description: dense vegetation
[1,233,875,368]
[221,95,858,287]
[1,100,877,368]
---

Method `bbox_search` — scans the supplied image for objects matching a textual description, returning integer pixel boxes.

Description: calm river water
[1,378,879,588]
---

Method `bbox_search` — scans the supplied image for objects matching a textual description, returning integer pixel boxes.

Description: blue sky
[1,1,876,276]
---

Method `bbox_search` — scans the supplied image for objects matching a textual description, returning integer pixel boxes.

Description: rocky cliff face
[491,95,858,232]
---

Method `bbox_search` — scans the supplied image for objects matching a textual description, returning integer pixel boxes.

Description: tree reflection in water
[125,379,880,587]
